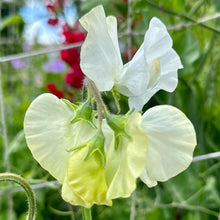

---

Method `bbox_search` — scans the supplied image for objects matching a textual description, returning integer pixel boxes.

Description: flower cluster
[46,0,85,90]
[60,24,85,89]
[24,5,197,208]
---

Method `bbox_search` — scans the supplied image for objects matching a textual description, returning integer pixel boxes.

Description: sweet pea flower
[80,5,182,110]
[24,94,196,207]
[23,93,150,207]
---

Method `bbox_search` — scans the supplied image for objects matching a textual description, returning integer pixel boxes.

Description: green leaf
[0,15,25,36]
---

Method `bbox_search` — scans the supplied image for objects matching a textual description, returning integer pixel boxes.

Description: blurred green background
[0,0,220,219]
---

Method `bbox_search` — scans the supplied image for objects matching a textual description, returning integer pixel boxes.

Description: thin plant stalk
[82,207,92,220]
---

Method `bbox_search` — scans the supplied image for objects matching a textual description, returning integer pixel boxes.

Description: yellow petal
[66,147,112,207]
[62,175,91,208]
[105,113,148,200]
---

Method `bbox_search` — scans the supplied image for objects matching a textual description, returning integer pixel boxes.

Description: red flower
[123,0,128,2]
[65,64,85,89]
[46,0,66,12]
[123,47,137,60]
[60,28,85,67]
[46,4,56,12]
[60,48,80,67]
[46,83,64,99]
[133,17,143,29]
[47,18,59,26]
[62,23,69,32]
[117,15,124,21]
[63,31,85,43]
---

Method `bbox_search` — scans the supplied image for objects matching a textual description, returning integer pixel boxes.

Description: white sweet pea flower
[80,5,183,110]
[140,105,197,187]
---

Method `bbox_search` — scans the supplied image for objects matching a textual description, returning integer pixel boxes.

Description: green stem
[0,64,10,172]
[0,173,36,220]
[84,78,104,128]
[82,207,92,220]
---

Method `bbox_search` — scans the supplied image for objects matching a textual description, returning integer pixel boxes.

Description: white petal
[128,89,157,111]
[149,17,167,30]
[144,17,173,61]
[140,105,197,187]
[117,17,181,103]
[157,70,178,92]
[106,16,122,64]
[24,94,74,182]
[160,48,183,73]
[80,5,123,91]
[117,44,149,96]
[23,94,96,183]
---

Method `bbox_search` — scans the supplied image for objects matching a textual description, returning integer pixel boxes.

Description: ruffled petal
[24,94,75,183]
[144,17,173,61]
[66,147,112,207]
[128,70,178,111]
[23,94,96,183]
[160,48,183,73]
[62,175,91,207]
[80,5,123,91]
[118,18,182,110]
[140,105,197,187]
[105,113,148,200]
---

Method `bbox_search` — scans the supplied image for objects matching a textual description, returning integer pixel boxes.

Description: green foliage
[0,15,25,36]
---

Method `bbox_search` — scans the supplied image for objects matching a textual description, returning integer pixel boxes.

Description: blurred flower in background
[43,60,66,73]
[11,59,26,69]
[19,0,85,99]
[46,83,64,99]
[19,0,76,45]
[60,24,85,89]
[65,64,84,89]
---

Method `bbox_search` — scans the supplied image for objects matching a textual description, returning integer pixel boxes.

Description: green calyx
[104,109,134,150]
[71,99,96,128]
[62,98,78,111]
[83,129,106,168]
